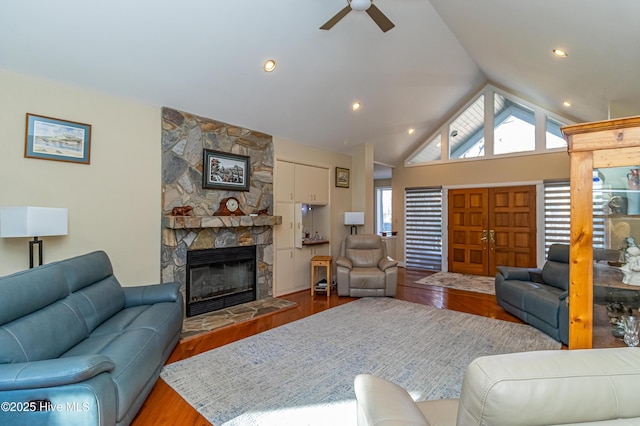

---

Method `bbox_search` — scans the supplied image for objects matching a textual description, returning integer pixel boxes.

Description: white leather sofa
[355,348,640,425]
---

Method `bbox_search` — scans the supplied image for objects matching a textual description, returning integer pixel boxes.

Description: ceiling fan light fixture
[263,59,277,72]
[553,49,567,58]
[320,0,393,32]
[349,0,371,11]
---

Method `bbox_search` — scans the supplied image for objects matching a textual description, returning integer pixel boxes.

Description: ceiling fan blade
[366,4,395,32]
[320,5,352,30]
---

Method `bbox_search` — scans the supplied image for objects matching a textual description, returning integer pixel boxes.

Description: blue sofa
[494,244,569,345]
[0,251,183,426]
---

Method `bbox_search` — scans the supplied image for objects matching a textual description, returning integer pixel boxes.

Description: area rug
[415,271,496,294]
[161,297,559,426]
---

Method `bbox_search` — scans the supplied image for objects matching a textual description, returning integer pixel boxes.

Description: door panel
[448,188,489,275]
[488,186,537,274]
[448,185,536,276]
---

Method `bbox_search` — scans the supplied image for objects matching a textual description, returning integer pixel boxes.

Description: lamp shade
[344,212,365,226]
[0,207,68,238]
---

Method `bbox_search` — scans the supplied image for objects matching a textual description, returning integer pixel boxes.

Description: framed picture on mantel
[202,149,251,191]
[335,167,349,188]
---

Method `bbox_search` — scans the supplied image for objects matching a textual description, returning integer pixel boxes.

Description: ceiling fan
[320,0,395,33]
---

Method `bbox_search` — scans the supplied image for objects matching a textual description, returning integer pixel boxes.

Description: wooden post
[568,150,594,349]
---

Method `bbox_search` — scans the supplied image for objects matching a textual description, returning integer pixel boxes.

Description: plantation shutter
[405,187,443,270]
[543,179,605,258]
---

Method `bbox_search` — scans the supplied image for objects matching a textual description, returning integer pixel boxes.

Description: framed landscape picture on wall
[336,167,349,188]
[202,149,251,191]
[25,113,92,164]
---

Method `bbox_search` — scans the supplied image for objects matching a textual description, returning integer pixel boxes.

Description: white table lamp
[344,212,365,235]
[0,206,68,268]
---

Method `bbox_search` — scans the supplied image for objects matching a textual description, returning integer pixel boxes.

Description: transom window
[406,84,572,166]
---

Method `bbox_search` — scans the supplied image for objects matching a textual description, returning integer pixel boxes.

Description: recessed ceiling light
[263,59,277,72]
[407,128,415,135]
[563,101,572,107]
[352,102,361,111]
[553,49,568,57]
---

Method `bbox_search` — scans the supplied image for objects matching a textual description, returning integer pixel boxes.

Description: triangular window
[406,85,572,166]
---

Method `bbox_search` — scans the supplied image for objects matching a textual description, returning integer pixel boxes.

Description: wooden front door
[448,188,489,275]
[448,185,537,276]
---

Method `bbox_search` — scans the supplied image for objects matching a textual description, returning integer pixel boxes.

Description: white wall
[351,143,375,234]
[0,70,161,285]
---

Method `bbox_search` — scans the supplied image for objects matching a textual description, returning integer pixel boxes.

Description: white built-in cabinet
[294,164,329,205]
[275,161,295,203]
[274,160,330,296]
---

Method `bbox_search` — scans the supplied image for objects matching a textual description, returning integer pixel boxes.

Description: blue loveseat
[0,251,183,426]
[494,244,570,345]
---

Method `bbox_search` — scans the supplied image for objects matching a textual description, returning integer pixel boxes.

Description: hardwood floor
[132,268,520,426]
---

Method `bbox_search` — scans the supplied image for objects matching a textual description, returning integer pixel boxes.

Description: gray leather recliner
[336,234,398,297]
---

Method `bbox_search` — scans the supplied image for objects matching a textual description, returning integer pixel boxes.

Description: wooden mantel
[163,215,282,230]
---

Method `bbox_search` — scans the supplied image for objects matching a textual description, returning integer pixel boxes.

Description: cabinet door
[276,160,295,203]
[294,247,313,293]
[294,164,312,203]
[274,248,297,296]
[274,201,294,249]
[308,166,329,205]
[294,164,329,205]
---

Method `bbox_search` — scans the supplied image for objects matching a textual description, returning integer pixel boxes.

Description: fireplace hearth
[186,245,257,317]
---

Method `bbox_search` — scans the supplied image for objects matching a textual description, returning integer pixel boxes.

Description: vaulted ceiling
[1,1,639,169]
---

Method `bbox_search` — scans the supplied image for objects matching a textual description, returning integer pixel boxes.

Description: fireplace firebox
[186,245,257,317]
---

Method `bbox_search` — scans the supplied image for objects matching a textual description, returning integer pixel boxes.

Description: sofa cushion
[345,235,385,268]
[0,297,88,363]
[494,279,538,311]
[61,251,115,292]
[457,348,640,425]
[541,260,569,291]
[354,374,429,426]
[0,263,69,325]
[541,244,570,291]
[523,286,565,328]
[62,310,165,423]
[67,275,126,333]
[347,249,384,268]
[59,250,126,332]
[350,268,386,289]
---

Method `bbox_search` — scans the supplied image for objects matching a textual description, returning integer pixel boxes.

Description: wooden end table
[310,255,333,297]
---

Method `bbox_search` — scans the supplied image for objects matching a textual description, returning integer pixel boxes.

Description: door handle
[481,229,488,244]
[489,230,495,244]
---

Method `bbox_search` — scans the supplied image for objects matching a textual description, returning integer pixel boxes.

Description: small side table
[311,255,333,297]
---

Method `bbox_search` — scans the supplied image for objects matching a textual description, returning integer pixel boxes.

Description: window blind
[543,180,605,257]
[405,187,443,270]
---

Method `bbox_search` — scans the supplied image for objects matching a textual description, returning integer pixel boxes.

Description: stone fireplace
[160,107,280,315]
[186,245,256,317]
